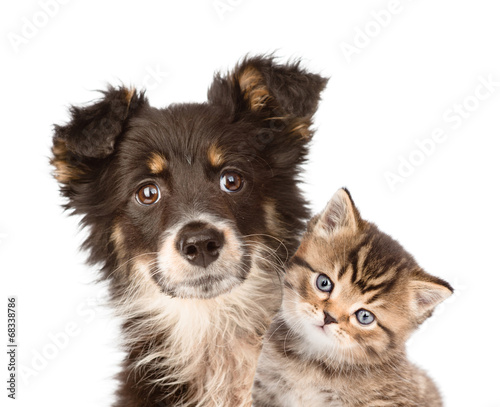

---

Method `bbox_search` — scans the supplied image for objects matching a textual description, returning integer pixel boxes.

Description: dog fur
[51,56,327,406]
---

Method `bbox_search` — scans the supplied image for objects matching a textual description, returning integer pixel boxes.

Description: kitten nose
[177,222,224,268]
[324,311,338,325]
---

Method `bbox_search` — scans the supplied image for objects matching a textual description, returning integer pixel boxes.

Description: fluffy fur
[51,56,327,406]
[253,188,453,407]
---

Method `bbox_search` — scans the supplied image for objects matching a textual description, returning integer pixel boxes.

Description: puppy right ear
[208,55,328,122]
[51,86,147,184]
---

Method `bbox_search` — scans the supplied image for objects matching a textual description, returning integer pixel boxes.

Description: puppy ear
[208,55,328,122]
[313,188,363,237]
[51,86,147,184]
[208,56,327,170]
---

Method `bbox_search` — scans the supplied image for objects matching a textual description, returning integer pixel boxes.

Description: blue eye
[316,274,333,293]
[356,309,375,325]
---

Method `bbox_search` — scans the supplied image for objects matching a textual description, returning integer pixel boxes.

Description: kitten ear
[409,274,453,322]
[314,188,361,237]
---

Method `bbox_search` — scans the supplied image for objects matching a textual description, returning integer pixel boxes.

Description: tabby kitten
[253,188,453,407]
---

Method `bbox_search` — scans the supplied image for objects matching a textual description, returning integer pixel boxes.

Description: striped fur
[253,188,453,407]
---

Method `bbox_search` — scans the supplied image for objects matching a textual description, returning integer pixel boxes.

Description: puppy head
[51,56,328,299]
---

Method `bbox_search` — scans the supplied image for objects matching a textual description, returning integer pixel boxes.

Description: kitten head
[282,188,453,366]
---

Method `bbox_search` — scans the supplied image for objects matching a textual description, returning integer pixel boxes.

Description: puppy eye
[220,171,243,193]
[136,183,161,205]
[355,309,375,325]
[316,274,333,293]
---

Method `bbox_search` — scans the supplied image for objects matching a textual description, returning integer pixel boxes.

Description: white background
[1,1,499,406]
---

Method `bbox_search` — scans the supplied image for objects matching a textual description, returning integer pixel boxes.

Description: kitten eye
[316,274,333,293]
[355,309,375,325]
[136,183,161,205]
[220,170,243,193]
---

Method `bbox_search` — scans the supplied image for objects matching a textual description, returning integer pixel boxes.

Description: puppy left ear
[208,55,328,124]
[54,86,145,159]
[51,86,147,184]
[408,273,453,323]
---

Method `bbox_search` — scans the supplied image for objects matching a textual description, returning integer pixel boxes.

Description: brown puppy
[51,56,327,406]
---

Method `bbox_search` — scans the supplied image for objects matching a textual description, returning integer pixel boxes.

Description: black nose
[324,310,338,325]
[177,222,224,268]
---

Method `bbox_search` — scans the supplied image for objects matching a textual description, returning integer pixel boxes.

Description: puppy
[51,56,327,406]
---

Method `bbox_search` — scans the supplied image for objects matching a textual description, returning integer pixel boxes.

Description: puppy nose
[324,310,338,325]
[177,223,224,268]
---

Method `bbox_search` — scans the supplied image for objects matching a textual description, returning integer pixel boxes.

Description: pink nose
[324,310,338,325]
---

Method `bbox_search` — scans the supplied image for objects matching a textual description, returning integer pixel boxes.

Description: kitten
[253,188,453,407]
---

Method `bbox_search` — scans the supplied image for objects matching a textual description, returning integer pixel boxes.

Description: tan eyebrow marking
[208,145,225,167]
[148,153,168,174]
